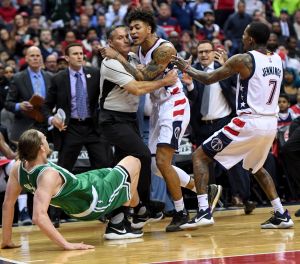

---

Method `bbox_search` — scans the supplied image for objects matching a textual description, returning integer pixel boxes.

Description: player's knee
[192,147,208,162]
[127,155,141,171]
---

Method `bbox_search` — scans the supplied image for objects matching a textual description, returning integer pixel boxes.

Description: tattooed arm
[100,43,176,81]
[172,53,253,84]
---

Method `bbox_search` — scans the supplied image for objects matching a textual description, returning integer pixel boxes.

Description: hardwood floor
[1,205,299,264]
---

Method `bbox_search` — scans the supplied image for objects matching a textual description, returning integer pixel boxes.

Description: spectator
[273,0,300,17]
[252,9,271,29]
[77,14,91,40]
[157,3,181,36]
[286,36,300,60]
[290,88,300,117]
[32,3,47,29]
[282,68,300,105]
[57,56,68,71]
[245,0,265,17]
[0,28,16,57]
[83,4,98,28]
[61,30,82,54]
[105,0,126,28]
[271,20,287,46]
[87,38,102,68]
[44,54,58,73]
[213,0,234,29]
[293,10,300,42]
[171,0,194,32]
[278,9,296,38]
[190,0,212,21]
[0,0,17,26]
[267,32,279,52]
[278,94,295,128]
[223,0,252,56]
[82,28,98,54]
[95,14,107,42]
[39,29,59,61]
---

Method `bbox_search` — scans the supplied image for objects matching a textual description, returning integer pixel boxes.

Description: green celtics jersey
[18,161,130,221]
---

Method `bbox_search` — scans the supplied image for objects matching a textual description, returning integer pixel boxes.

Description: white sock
[18,194,27,212]
[174,197,184,212]
[172,165,191,187]
[197,194,208,211]
[271,197,284,214]
[111,212,124,224]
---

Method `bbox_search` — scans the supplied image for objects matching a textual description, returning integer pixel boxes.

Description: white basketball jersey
[236,50,283,116]
[138,38,184,103]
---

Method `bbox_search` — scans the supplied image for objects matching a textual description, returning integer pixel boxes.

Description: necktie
[200,68,210,116]
[33,75,42,96]
[75,72,88,119]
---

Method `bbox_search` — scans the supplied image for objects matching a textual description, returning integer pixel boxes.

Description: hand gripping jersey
[138,38,185,104]
[236,50,283,116]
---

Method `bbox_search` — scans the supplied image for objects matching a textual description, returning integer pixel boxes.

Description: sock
[271,197,284,214]
[197,194,208,211]
[172,165,190,187]
[134,202,147,216]
[174,197,184,212]
[18,194,27,212]
[111,212,124,224]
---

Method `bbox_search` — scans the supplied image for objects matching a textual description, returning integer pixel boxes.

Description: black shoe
[181,207,214,229]
[163,209,176,218]
[165,209,189,232]
[208,184,223,213]
[295,209,300,217]
[261,210,294,229]
[244,200,257,215]
[131,209,164,229]
[18,207,32,226]
[104,219,144,240]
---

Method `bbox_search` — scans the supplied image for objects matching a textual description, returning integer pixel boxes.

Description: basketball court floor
[0,205,299,264]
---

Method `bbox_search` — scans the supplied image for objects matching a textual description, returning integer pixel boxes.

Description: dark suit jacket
[187,61,236,136]
[4,68,52,140]
[43,66,100,150]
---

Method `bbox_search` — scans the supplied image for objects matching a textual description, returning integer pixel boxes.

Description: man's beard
[267,43,278,52]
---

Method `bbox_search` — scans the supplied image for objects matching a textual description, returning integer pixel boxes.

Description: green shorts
[75,165,131,221]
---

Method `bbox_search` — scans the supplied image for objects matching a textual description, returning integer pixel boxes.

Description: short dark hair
[127,9,157,33]
[279,93,290,102]
[18,129,42,161]
[106,25,127,40]
[198,40,214,49]
[247,22,270,45]
[65,43,83,55]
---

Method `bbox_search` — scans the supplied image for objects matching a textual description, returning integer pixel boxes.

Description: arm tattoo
[242,54,253,73]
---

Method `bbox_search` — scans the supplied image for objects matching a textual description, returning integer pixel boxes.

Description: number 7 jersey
[236,50,283,116]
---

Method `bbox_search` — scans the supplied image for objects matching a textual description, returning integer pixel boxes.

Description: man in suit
[43,43,112,173]
[5,46,51,142]
[4,46,52,226]
[182,40,255,213]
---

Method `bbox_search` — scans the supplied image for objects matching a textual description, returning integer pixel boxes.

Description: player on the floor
[1,129,141,250]
[172,21,294,229]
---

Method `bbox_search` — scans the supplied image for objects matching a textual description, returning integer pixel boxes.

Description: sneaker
[18,207,32,226]
[244,200,257,215]
[131,209,164,229]
[208,184,223,213]
[165,209,189,232]
[181,207,214,229]
[261,210,294,229]
[104,219,144,240]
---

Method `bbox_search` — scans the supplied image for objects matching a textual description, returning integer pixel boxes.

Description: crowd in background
[0,0,300,221]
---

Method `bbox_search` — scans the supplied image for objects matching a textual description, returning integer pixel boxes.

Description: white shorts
[202,115,277,173]
[149,94,190,154]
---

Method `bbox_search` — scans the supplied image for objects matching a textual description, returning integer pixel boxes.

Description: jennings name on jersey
[236,50,283,116]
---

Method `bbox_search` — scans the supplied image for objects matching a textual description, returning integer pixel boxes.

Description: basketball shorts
[148,94,190,154]
[202,115,277,174]
[72,165,131,221]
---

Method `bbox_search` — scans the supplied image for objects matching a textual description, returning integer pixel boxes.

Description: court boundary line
[149,249,300,263]
[0,256,26,264]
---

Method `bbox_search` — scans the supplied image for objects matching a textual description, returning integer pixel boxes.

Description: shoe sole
[131,213,164,229]
[181,218,215,229]
[103,232,144,240]
[18,220,32,226]
[210,185,223,213]
[261,220,294,229]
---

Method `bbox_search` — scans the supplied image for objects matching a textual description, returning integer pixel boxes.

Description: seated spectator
[267,32,279,52]
[190,0,212,21]
[278,94,295,128]
[0,28,16,57]
[105,0,127,28]
[171,0,194,32]
[286,36,300,60]
[271,20,288,46]
[0,0,17,27]
[282,68,300,105]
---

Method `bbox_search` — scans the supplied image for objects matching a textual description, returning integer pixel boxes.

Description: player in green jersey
[1,129,141,250]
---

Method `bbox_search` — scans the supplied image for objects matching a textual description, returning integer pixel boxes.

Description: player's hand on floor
[63,242,95,250]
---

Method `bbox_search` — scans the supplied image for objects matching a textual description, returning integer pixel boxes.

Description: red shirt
[214,0,234,10]
[0,6,17,23]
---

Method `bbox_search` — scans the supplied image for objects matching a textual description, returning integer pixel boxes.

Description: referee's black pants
[99,110,151,205]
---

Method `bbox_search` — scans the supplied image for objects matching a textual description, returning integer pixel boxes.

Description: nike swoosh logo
[277,217,288,221]
[110,227,127,234]
[195,213,208,222]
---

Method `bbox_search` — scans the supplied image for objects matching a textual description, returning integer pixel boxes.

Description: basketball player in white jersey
[172,22,294,229]
[100,9,197,232]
